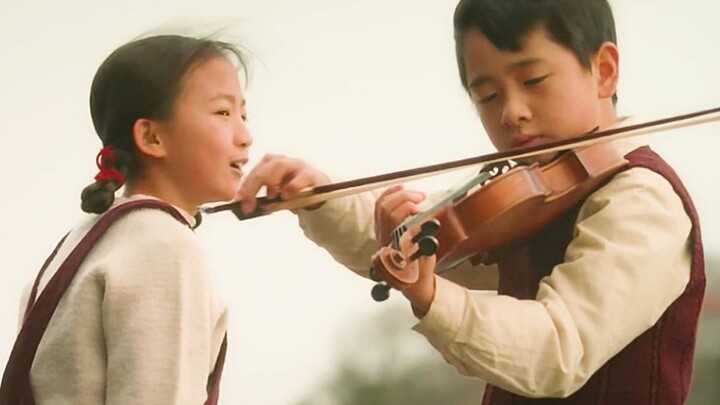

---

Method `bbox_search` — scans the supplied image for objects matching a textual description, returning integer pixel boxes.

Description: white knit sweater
[19,195,228,404]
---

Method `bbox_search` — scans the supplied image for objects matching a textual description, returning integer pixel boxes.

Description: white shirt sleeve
[297,189,381,277]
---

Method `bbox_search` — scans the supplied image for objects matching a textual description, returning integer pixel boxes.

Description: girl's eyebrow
[207,94,247,107]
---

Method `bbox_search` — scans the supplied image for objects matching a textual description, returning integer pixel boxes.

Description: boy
[238,0,703,403]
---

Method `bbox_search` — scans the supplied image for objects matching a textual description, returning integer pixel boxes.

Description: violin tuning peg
[423,219,441,234]
[411,219,441,243]
[369,265,382,282]
[410,235,439,261]
[371,283,391,302]
[421,219,441,236]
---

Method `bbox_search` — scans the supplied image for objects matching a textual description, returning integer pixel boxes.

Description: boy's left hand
[400,252,437,317]
[373,188,437,317]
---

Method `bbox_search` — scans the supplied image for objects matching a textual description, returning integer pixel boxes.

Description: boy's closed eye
[524,74,549,86]
[471,72,550,105]
[476,93,498,104]
[471,85,499,105]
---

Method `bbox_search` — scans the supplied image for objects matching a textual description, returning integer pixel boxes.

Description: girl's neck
[123,180,199,216]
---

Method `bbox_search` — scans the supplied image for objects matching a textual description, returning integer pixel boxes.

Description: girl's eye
[217,109,230,117]
[524,75,548,86]
[241,115,248,122]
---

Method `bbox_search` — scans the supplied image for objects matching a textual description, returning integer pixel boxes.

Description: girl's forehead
[177,57,242,99]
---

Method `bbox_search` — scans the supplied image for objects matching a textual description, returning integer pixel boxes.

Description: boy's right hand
[237,154,331,214]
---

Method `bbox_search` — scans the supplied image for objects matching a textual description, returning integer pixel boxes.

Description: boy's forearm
[297,190,381,277]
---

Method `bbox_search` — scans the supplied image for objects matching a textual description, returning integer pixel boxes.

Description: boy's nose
[501,99,532,127]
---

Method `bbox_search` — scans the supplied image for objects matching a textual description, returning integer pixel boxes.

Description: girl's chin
[200,190,240,206]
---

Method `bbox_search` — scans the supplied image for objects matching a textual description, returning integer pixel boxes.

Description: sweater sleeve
[99,209,220,405]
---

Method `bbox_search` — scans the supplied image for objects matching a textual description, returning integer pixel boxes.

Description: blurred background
[1,0,718,403]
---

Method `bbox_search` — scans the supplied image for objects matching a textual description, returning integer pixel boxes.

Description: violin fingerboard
[390,225,406,250]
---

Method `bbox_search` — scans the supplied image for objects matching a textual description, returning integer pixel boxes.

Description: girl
[1,34,252,404]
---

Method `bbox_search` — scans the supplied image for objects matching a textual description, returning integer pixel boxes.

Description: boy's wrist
[404,275,437,318]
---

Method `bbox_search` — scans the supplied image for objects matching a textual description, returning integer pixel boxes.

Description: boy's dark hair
[81,35,248,214]
[453,0,617,100]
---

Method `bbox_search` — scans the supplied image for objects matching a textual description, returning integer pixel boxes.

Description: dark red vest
[483,147,705,405]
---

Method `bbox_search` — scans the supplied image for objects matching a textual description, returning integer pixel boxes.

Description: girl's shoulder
[86,199,208,275]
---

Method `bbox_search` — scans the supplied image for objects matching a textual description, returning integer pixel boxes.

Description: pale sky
[1,1,718,404]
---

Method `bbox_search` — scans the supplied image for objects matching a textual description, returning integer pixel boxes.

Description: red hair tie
[94,146,125,186]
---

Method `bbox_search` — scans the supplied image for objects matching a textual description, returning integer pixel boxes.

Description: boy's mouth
[512,134,544,148]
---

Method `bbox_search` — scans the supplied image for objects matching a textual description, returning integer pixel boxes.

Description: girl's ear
[132,118,166,158]
[594,41,619,100]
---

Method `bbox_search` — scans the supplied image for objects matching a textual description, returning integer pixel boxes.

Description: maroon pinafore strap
[0,200,227,405]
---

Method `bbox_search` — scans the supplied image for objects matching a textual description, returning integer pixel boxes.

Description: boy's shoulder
[580,144,687,223]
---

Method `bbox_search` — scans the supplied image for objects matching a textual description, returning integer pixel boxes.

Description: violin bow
[202,106,720,220]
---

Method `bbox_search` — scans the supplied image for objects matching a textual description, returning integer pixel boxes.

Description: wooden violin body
[371,141,629,294]
[433,141,628,271]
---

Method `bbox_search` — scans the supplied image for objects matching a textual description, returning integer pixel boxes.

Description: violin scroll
[369,222,441,302]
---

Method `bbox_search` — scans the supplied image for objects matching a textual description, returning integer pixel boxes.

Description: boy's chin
[515,151,556,166]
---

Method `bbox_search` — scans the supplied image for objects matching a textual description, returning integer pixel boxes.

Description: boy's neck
[598,102,620,131]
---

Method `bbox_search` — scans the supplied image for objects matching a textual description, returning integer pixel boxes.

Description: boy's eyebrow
[468,57,544,89]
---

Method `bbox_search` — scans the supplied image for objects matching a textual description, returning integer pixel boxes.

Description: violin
[367,140,627,301]
[202,107,720,301]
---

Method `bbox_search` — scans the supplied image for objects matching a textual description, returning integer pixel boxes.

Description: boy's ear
[132,119,167,158]
[594,41,620,100]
